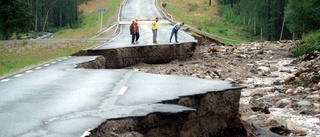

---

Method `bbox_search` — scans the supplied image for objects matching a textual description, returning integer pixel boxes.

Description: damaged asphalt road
[0,55,240,136]
[0,0,266,136]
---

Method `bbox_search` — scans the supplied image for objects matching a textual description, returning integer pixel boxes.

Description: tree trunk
[243,16,245,26]
[261,27,263,41]
[302,21,305,37]
[267,0,271,41]
[253,0,256,35]
[35,0,38,31]
[254,16,256,35]
[231,0,234,8]
[279,17,285,41]
[42,9,50,31]
[75,0,78,25]
[292,32,295,40]
[59,8,62,27]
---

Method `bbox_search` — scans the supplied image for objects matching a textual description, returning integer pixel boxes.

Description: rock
[121,132,144,137]
[207,46,219,53]
[263,101,273,108]
[250,96,271,114]
[266,117,287,128]
[287,120,307,136]
[314,103,320,108]
[276,98,292,108]
[270,66,279,72]
[306,94,320,100]
[285,89,293,94]
[296,100,312,107]
[269,126,291,136]
[273,80,283,85]
[225,77,235,82]
[266,50,274,55]
[257,66,271,73]
[303,88,312,92]
[250,69,259,74]
[296,86,304,93]
[298,108,313,115]
[253,50,264,54]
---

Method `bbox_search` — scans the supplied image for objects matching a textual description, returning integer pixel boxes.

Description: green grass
[53,0,122,38]
[0,0,122,77]
[0,41,98,77]
[159,0,259,44]
[291,30,320,57]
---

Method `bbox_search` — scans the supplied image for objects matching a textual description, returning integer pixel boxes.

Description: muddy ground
[125,34,320,136]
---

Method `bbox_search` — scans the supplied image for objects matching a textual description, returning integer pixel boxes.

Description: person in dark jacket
[135,19,140,44]
[130,20,139,44]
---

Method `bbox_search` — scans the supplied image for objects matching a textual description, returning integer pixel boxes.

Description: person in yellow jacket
[152,17,159,43]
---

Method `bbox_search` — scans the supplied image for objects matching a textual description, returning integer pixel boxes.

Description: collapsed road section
[88,89,248,137]
[73,43,196,69]
[72,40,260,137]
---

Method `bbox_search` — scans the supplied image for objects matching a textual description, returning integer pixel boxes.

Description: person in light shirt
[170,22,184,43]
[151,17,159,43]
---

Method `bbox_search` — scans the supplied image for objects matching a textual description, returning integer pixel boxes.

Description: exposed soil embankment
[88,89,256,137]
[72,43,196,69]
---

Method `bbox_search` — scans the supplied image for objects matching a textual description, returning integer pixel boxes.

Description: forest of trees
[0,0,89,40]
[1,0,320,41]
[217,0,320,41]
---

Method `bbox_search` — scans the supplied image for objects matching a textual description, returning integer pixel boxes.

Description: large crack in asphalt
[72,37,280,136]
[72,43,196,69]
[88,90,248,137]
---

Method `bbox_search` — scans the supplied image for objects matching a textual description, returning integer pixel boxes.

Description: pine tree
[0,0,32,39]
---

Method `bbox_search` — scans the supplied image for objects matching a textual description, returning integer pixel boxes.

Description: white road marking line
[35,67,42,70]
[25,70,33,73]
[14,74,22,77]
[1,79,10,82]
[118,86,128,95]
[80,129,91,137]
[44,64,50,66]
[51,61,57,64]
[58,59,62,61]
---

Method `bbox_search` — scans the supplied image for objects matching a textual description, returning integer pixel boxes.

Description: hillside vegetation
[53,0,122,38]
[159,0,259,44]
[0,41,99,78]
[159,0,320,56]
[0,0,123,78]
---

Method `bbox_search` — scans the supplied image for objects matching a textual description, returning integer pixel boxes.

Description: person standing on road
[135,19,140,44]
[152,17,159,43]
[130,20,138,44]
[170,22,184,43]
